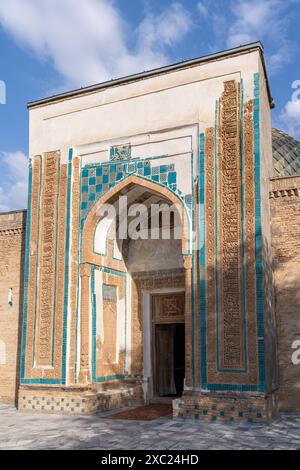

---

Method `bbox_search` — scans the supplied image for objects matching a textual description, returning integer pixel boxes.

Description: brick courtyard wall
[270,176,300,411]
[0,210,26,404]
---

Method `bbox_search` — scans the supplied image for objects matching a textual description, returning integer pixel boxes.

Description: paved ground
[0,404,300,450]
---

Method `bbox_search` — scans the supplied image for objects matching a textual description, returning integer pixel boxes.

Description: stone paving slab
[0,404,299,450]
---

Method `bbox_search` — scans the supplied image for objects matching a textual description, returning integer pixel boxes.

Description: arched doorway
[80,175,192,404]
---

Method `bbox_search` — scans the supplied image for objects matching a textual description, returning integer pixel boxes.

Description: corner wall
[270,176,300,411]
[0,210,26,404]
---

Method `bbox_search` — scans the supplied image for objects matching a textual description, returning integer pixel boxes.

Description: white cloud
[196,0,296,75]
[226,0,295,74]
[0,151,28,211]
[0,0,192,89]
[197,2,208,17]
[279,99,300,140]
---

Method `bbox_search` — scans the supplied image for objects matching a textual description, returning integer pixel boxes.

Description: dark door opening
[154,323,185,397]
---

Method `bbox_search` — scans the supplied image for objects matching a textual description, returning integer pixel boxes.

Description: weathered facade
[0,210,26,404]
[1,42,300,423]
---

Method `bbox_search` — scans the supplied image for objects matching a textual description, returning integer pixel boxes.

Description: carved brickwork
[22,155,68,381]
[204,128,217,373]
[45,163,68,379]
[68,157,80,384]
[204,85,259,386]
[243,100,259,380]
[218,81,244,370]
[36,152,60,366]
[24,156,41,376]
[270,174,300,410]
[152,293,185,323]
[0,227,23,238]
[270,176,300,199]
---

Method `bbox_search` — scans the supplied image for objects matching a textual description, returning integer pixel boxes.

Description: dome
[272,128,300,177]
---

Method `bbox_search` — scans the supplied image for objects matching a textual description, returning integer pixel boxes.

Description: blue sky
[0,0,299,211]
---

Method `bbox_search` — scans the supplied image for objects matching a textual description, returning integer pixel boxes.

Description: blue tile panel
[102,284,117,302]
[19,389,132,415]
[80,159,192,223]
[174,399,267,422]
[110,144,131,161]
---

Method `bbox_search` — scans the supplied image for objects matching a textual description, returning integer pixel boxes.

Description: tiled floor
[0,404,299,450]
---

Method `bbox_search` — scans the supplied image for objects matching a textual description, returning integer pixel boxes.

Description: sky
[0,0,299,211]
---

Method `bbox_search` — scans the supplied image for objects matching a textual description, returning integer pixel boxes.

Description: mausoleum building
[0,42,300,423]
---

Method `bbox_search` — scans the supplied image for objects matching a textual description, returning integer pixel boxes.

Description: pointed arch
[81,174,190,264]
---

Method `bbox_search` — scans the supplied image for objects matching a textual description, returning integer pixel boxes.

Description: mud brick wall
[0,210,26,404]
[270,176,300,411]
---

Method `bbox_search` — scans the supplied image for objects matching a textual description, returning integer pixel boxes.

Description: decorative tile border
[253,72,265,392]
[199,76,263,391]
[68,156,81,384]
[18,380,144,415]
[173,391,278,423]
[35,152,60,367]
[103,284,117,302]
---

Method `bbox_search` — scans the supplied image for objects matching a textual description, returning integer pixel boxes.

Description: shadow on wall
[201,231,279,395]
[92,230,280,402]
[271,196,300,411]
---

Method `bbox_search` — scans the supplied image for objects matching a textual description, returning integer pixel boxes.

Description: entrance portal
[154,324,185,397]
[152,293,185,398]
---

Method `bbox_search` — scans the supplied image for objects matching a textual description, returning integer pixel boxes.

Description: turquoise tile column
[199,133,207,388]
[253,73,265,392]
[20,158,33,381]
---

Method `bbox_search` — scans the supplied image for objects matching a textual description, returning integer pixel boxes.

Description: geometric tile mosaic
[80,158,192,221]
[103,284,117,302]
[173,398,267,423]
